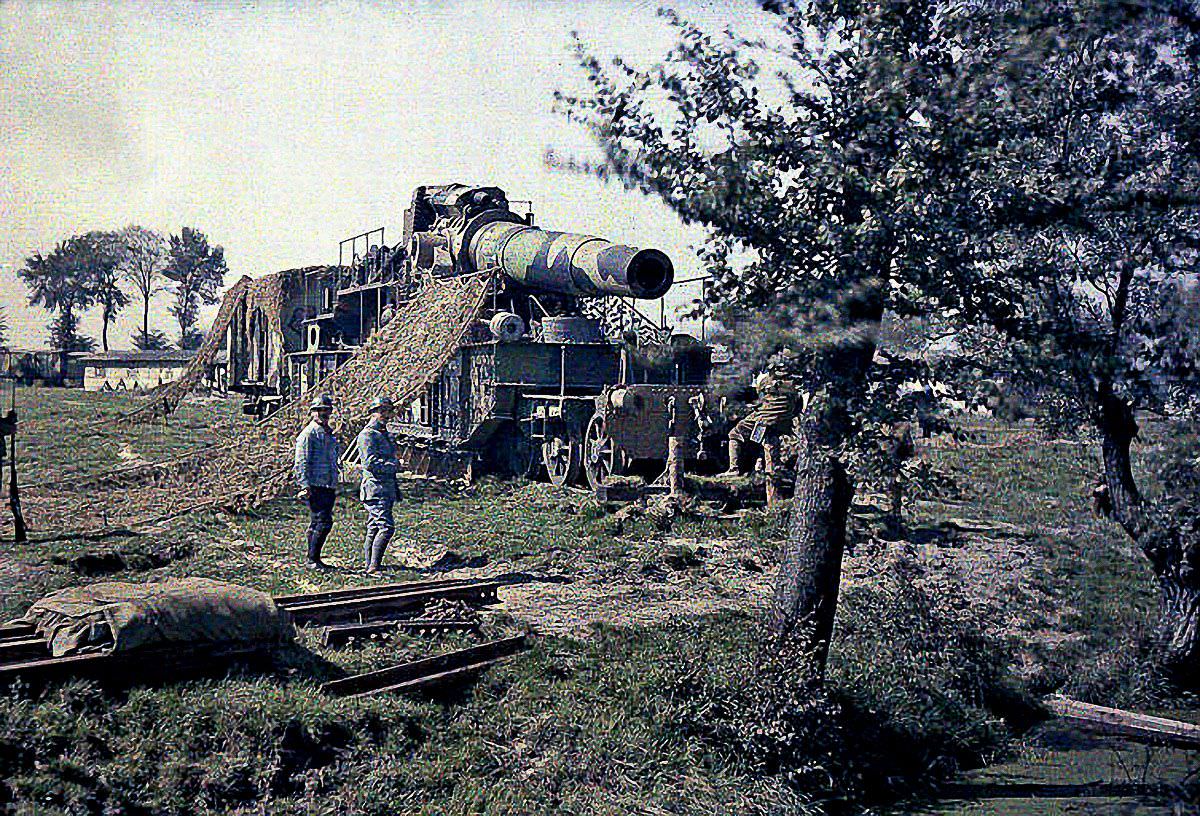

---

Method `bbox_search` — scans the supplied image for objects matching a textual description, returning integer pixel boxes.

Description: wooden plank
[321,635,526,697]
[0,651,111,683]
[0,636,50,662]
[281,578,500,610]
[343,657,506,698]
[1043,696,1200,749]
[0,623,36,643]
[0,642,274,685]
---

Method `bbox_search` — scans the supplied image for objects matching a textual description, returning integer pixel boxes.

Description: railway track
[322,635,527,698]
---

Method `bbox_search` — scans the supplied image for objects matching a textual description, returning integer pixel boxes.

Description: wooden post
[762,434,781,508]
[667,438,685,499]
[666,397,685,498]
[4,385,25,543]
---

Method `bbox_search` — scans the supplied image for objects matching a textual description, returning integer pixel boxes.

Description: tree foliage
[920,1,1200,674]
[559,0,970,664]
[131,328,172,351]
[563,0,1200,677]
[118,225,169,350]
[19,238,100,352]
[164,227,227,350]
[923,2,1200,411]
[83,231,130,352]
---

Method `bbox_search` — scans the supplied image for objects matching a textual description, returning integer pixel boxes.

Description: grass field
[0,387,1197,815]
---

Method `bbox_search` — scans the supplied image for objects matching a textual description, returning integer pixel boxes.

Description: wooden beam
[0,636,50,662]
[1043,696,1200,749]
[284,581,499,626]
[273,577,485,606]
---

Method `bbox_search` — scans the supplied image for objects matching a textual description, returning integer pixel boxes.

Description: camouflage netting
[119,275,253,424]
[234,266,322,391]
[8,273,491,539]
[120,268,323,424]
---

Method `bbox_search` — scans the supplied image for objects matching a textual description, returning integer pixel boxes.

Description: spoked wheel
[584,414,626,490]
[542,435,581,488]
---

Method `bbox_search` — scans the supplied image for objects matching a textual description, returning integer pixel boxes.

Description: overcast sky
[0,0,767,349]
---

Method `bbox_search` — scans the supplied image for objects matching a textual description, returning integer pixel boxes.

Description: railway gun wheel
[542,434,581,488]
[584,414,626,490]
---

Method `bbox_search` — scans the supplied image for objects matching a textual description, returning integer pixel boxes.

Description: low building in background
[79,350,198,393]
[0,349,85,387]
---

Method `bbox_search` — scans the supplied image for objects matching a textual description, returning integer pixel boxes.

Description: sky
[0,0,769,349]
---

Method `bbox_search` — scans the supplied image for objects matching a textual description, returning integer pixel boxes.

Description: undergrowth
[0,561,1024,815]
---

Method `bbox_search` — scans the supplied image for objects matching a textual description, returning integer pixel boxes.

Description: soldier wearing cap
[357,395,400,573]
[294,393,340,570]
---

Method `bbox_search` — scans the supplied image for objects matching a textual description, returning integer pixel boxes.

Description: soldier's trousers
[306,487,337,562]
[363,497,396,569]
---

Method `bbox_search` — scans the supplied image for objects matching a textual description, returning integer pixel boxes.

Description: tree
[920,1,1200,677]
[0,306,9,350]
[118,225,170,350]
[164,227,228,349]
[131,328,171,351]
[560,1,967,678]
[83,231,129,352]
[19,239,98,352]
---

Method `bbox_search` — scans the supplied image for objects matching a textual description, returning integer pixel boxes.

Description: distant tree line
[18,226,228,352]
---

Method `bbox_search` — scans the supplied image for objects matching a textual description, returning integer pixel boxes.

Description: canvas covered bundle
[15,577,294,657]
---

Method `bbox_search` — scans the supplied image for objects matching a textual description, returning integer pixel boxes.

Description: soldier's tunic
[728,378,798,444]
[293,420,340,563]
[356,417,400,570]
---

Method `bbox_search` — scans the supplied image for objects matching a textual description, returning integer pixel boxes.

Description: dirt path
[386,534,774,637]
[455,516,1073,674]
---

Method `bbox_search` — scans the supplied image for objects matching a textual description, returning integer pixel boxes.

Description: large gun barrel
[468,220,673,299]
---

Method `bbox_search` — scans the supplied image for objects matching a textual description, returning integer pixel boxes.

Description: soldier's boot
[367,537,388,574]
[722,439,742,477]
[363,529,376,572]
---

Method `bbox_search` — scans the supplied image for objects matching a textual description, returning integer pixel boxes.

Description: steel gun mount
[390,184,718,490]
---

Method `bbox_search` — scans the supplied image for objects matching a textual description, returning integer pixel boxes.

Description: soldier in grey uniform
[294,394,340,570]
[357,395,400,573]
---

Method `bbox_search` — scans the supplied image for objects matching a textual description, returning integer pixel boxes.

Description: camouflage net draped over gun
[120,268,325,425]
[119,275,252,424]
[7,274,491,539]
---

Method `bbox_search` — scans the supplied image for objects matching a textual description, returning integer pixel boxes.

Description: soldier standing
[294,394,340,570]
[357,396,400,574]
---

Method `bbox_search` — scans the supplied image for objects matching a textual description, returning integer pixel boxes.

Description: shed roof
[78,350,198,364]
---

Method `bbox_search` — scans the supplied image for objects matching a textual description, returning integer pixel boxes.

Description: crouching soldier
[723,370,797,498]
[294,394,340,570]
[357,396,400,573]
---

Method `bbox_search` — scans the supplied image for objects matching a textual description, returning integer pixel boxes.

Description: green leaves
[19,231,128,351]
[164,227,228,349]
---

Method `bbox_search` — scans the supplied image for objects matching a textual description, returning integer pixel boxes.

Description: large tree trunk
[770,423,852,677]
[101,314,110,352]
[1096,386,1200,678]
[142,295,150,343]
[768,320,880,680]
